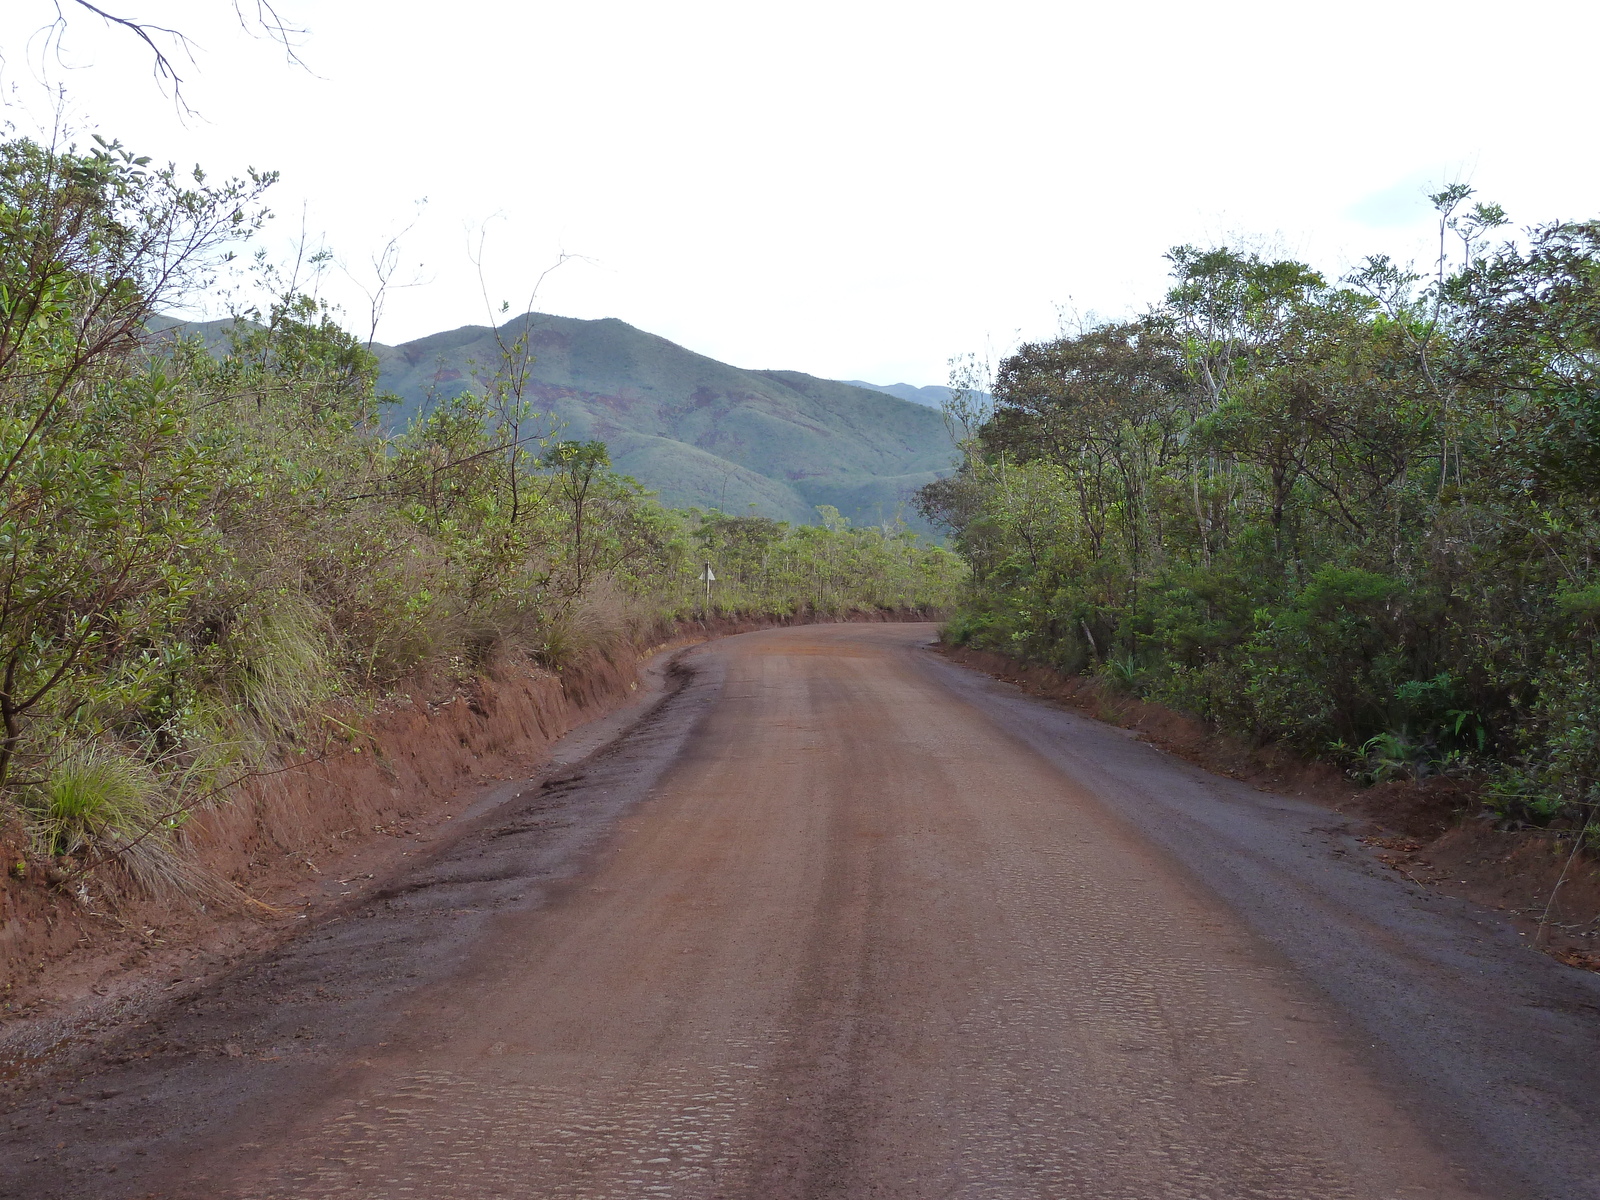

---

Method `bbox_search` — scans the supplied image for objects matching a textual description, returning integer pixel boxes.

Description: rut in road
[20,622,1598,1199]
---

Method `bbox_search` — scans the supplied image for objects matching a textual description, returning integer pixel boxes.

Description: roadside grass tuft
[31,743,163,861]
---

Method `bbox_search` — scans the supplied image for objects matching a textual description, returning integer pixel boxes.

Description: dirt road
[4,624,1599,1198]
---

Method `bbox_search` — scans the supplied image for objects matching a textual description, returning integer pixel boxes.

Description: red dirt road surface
[4,624,1599,1198]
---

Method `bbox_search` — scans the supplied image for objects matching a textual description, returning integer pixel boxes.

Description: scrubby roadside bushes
[0,132,964,906]
[921,191,1599,833]
[682,507,961,617]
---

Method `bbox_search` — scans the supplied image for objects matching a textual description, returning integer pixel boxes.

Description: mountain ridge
[844,380,951,408]
[150,311,958,531]
[371,313,957,529]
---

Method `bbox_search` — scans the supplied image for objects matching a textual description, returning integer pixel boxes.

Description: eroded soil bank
[0,608,933,1076]
[939,643,1600,970]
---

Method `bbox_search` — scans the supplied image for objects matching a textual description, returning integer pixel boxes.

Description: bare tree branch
[60,1,193,92]
[22,1,309,113]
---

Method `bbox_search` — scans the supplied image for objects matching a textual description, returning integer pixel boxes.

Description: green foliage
[0,132,273,801]
[31,742,162,859]
[1100,651,1148,697]
[681,508,963,620]
[923,196,1600,825]
[1349,732,1428,786]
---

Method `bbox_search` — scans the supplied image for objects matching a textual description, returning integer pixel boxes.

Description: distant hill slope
[844,380,998,416]
[843,381,949,408]
[372,314,957,529]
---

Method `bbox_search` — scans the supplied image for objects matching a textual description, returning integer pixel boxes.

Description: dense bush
[0,133,964,901]
[921,193,1599,828]
[684,507,960,617]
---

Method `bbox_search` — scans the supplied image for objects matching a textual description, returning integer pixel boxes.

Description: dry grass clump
[24,742,247,909]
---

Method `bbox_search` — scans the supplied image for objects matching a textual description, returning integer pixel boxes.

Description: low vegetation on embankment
[0,132,962,927]
[919,190,1600,876]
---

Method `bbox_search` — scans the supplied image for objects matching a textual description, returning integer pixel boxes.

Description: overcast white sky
[2,0,1596,386]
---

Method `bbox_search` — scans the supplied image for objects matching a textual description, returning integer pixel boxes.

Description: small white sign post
[700,562,716,614]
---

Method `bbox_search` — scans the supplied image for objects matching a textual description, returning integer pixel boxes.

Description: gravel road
[3,623,1598,1199]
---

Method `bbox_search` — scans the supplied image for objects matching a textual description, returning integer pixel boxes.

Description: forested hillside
[372,316,956,530]
[0,134,961,904]
[922,190,1599,829]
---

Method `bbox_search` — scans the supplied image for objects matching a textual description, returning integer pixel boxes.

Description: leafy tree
[0,133,271,793]
[926,211,1600,828]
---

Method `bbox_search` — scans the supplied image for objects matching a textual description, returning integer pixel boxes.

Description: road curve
[4,623,1598,1199]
